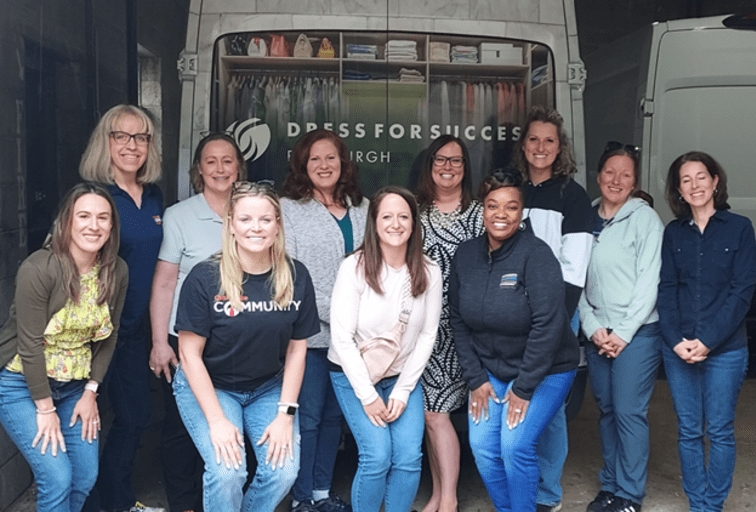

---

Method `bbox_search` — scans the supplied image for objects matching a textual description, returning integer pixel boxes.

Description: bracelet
[36,406,57,415]
[84,382,99,394]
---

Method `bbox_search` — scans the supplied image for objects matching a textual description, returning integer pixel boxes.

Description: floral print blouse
[6,265,113,381]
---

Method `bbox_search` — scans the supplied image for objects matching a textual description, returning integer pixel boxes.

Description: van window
[211,30,555,194]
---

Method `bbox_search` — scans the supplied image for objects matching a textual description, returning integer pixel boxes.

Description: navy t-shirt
[106,183,163,338]
[175,258,320,392]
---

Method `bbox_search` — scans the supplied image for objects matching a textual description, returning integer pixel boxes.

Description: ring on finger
[515,409,522,413]
[471,402,478,406]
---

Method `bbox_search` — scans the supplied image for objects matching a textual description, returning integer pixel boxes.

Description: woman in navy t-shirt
[173,182,319,512]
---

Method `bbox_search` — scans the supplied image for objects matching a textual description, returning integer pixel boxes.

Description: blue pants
[174,366,299,512]
[662,344,748,512]
[0,369,99,512]
[87,332,153,511]
[330,372,424,512]
[469,370,575,512]
[536,310,580,506]
[292,349,344,502]
[586,322,661,503]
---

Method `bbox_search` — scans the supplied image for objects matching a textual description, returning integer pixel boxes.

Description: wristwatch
[278,403,298,416]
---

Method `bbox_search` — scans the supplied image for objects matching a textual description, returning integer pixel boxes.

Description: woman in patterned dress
[414,135,484,512]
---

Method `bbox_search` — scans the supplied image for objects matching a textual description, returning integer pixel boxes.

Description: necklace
[427,201,463,229]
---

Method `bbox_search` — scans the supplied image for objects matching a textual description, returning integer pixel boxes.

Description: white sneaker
[129,502,166,512]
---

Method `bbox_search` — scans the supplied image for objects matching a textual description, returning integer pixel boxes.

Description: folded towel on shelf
[429,42,450,63]
[398,68,425,83]
[450,45,478,64]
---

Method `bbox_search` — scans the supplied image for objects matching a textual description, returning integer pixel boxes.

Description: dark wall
[0,2,189,508]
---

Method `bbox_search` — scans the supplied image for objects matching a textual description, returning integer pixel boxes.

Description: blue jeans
[174,366,299,512]
[292,349,344,502]
[469,370,575,512]
[87,332,153,511]
[662,344,748,512]
[330,372,424,512]
[0,369,99,512]
[586,322,661,503]
[536,310,580,506]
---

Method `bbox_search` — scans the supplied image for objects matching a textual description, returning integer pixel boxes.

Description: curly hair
[414,134,473,212]
[357,186,428,298]
[665,151,730,218]
[79,104,161,184]
[513,105,577,182]
[282,129,363,208]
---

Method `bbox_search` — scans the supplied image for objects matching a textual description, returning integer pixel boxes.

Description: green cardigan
[0,248,128,400]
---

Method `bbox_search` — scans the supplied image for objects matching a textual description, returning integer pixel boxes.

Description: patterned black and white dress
[420,200,485,412]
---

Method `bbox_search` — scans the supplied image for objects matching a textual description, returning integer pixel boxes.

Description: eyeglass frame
[432,155,465,168]
[110,131,152,146]
[604,140,640,157]
[231,179,276,193]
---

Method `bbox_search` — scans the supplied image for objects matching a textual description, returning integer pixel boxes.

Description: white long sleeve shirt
[328,252,442,406]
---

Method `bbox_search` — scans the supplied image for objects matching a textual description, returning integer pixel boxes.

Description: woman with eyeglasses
[413,135,484,512]
[328,186,442,512]
[578,143,664,512]
[0,182,128,512]
[79,104,165,512]
[172,182,319,512]
[512,105,593,512]
[450,168,578,512]
[280,129,368,512]
[149,132,247,512]
[657,152,756,512]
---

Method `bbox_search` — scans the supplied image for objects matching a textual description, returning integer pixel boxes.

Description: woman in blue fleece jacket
[449,168,579,512]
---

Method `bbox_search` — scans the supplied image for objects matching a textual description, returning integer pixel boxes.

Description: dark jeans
[85,332,152,512]
[162,335,203,511]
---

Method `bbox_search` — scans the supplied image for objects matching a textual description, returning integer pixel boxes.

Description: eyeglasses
[433,155,465,168]
[232,180,276,193]
[110,131,151,146]
[604,141,640,157]
[110,132,152,146]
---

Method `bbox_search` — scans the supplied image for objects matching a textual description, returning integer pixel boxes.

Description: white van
[176,0,588,199]
[584,13,756,225]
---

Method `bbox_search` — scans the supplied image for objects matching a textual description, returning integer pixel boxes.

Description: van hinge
[567,61,587,89]
[640,98,654,117]
[177,51,198,81]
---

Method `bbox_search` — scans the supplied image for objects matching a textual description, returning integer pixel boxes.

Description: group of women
[0,102,753,512]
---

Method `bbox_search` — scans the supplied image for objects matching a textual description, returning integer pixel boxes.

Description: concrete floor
[5,379,755,512]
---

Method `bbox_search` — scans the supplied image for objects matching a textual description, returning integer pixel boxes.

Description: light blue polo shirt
[158,193,223,336]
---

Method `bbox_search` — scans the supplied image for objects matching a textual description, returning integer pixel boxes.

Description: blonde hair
[79,104,161,184]
[49,182,121,305]
[219,182,293,310]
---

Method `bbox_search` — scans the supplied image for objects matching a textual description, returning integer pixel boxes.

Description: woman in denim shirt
[657,151,756,512]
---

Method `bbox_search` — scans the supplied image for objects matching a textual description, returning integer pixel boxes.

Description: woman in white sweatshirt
[328,186,442,512]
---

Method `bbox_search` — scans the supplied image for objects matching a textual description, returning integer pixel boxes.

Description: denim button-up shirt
[658,209,756,354]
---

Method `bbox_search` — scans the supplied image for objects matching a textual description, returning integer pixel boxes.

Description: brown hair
[219,182,293,309]
[513,105,577,182]
[665,151,730,218]
[189,133,247,193]
[49,182,121,305]
[597,148,640,188]
[282,129,363,208]
[414,134,473,212]
[357,186,428,297]
[79,104,161,184]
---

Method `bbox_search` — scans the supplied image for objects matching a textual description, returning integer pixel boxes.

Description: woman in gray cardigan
[281,129,368,512]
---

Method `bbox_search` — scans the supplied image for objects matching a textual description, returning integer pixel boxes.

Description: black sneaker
[606,497,641,512]
[536,503,563,512]
[291,501,319,512]
[314,493,352,512]
[587,490,615,512]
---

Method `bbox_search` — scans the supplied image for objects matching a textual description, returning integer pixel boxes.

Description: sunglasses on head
[604,141,641,157]
[231,179,276,193]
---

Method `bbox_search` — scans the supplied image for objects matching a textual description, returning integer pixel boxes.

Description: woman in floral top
[0,182,128,512]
